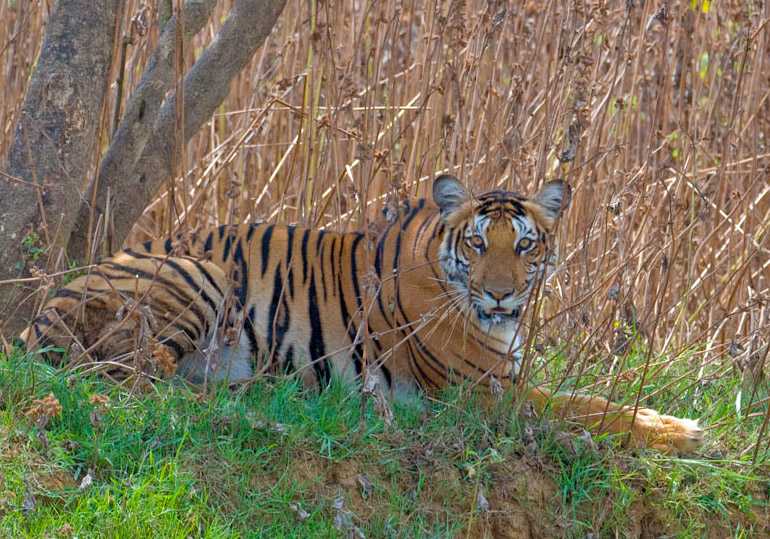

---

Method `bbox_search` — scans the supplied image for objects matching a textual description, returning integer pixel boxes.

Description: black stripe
[33,315,53,327]
[374,224,389,278]
[222,234,233,262]
[315,230,326,252]
[350,233,382,355]
[429,223,445,243]
[267,265,290,362]
[349,234,364,316]
[374,223,396,328]
[140,292,206,342]
[401,198,426,230]
[283,345,295,374]
[425,237,444,283]
[286,225,296,264]
[53,288,87,300]
[412,211,437,257]
[405,337,443,388]
[118,251,219,316]
[300,229,310,284]
[320,235,328,302]
[218,225,227,241]
[330,237,338,295]
[33,323,45,342]
[143,240,153,252]
[337,240,363,376]
[478,199,526,217]
[286,226,296,298]
[159,315,200,345]
[60,294,108,313]
[233,240,248,309]
[174,318,205,346]
[468,331,511,358]
[287,267,295,300]
[188,258,224,298]
[371,334,383,354]
[247,223,259,242]
[244,305,259,357]
[164,238,172,254]
[451,227,462,257]
[308,268,330,386]
[203,232,213,253]
[393,228,403,272]
[425,220,445,282]
[260,225,274,277]
[510,200,525,216]
[404,347,427,388]
[412,335,452,386]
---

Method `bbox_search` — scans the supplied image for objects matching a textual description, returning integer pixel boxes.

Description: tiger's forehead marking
[470,192,537,239]
[476,190,527,215]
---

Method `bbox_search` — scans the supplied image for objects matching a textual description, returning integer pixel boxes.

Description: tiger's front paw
[631,408,704,454]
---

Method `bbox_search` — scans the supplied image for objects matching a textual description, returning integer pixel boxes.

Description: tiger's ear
[433,175,469,216]
[533,180,571,221]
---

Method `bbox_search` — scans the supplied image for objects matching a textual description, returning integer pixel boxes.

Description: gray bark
[67,0,219,261]
[0,0,120,336]
[68,0,287,261]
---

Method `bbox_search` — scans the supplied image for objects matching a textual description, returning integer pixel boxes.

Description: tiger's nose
[485,288,514,302]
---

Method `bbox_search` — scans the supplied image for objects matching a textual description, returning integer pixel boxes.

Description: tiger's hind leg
[20,252,234,383]
[526,386,704,454]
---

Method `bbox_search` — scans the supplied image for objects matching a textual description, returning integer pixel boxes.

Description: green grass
[1,347,768,538]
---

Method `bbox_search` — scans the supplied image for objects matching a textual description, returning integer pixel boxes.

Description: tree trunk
[67,0,287,262]
[0,0,120,337]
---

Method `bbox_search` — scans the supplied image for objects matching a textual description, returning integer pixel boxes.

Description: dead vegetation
[1,0,769,483]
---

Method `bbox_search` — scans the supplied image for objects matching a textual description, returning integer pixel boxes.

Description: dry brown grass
[2,2,769,434]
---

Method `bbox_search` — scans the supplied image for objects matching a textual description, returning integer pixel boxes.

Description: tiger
[21,175,703,453]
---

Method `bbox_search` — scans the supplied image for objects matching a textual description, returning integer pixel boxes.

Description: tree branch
[68,0,287,260]
[69,0,218,261]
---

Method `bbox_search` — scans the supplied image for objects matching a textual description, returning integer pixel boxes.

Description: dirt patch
[465,458,559,539]
[183,440,770,538]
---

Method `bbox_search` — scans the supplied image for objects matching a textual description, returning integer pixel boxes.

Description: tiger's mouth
[475,305,521,325]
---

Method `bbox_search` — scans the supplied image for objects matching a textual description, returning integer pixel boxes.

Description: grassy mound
[0,348,768,538]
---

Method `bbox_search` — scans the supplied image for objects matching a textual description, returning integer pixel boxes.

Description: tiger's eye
[466,235,485,251]
[517,238,533,251]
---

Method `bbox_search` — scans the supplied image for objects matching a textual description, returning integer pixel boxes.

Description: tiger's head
[433,175,571,326]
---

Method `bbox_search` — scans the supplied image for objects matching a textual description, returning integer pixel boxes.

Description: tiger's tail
[525,385,703,454]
